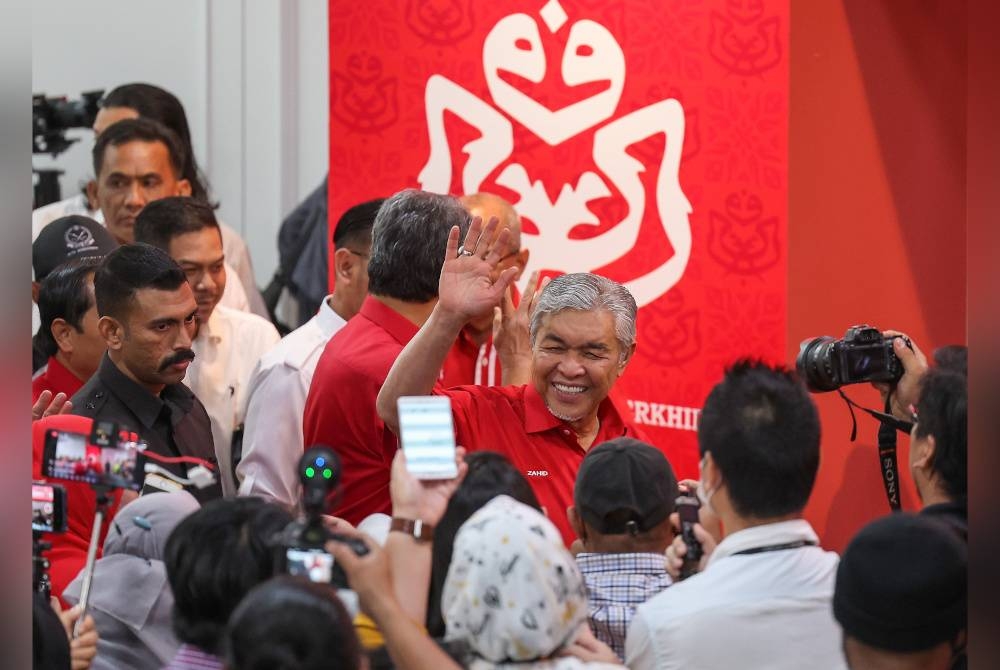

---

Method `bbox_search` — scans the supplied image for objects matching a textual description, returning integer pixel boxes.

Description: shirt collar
[44,355,87,392]
[315,295,348,339]
[195,307,223,345]
[576,552,670,575]
[522,384,628,437]
[98,353,193,429]
[359,295,421,346]
[708,518,819,566]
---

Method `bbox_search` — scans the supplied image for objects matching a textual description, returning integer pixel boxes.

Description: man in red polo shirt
[302,189,471,524]
[439,192,529,388]
[377,217,649,544]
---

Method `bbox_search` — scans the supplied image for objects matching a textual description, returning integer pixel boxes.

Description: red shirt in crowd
[439,328,502,388]
[303,296,446,524]
[443,383,650,545]
[32,356,121,605]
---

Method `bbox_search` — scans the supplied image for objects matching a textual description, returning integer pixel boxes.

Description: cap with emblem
[574,437,678,535]
[33,215,119,281]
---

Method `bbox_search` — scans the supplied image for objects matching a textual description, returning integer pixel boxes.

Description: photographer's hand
[665,519,716,580]
[390,447,468,525]
[872,331,929,420]
[53,600,98,670]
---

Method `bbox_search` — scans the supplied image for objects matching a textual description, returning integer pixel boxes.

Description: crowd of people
[30,83,968,670]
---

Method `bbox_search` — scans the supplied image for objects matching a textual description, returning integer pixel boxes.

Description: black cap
[833,513,966,653]
[574,437,678,535]
[33,216,119,281]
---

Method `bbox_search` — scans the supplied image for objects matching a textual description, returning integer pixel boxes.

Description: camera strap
[837,390,913,511]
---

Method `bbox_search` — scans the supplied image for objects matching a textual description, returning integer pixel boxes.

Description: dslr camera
[33,90,104,156]
[796,325,911,393]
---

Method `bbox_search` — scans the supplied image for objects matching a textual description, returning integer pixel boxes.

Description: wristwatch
[389,517,434,542]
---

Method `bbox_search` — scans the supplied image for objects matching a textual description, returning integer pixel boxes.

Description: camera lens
[796,336,839,392]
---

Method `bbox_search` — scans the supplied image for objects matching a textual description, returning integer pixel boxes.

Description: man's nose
[557,354,586,377]
[175,321,194,349]
[124,182,146,209]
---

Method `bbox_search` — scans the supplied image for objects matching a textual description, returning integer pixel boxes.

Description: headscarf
[64,491,199,666]
[442,495,589,665]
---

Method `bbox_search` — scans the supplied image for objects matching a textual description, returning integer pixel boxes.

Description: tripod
[33,530,53,601]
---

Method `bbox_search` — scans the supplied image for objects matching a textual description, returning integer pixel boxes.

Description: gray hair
[529,273,638,357]
[367,189,470,302]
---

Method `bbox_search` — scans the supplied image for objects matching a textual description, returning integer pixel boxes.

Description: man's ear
[85,180,99,211]
[50,318,74,354]
[913,434,936,470]
[98,315,124,350]
[568,506,587,544]
[701,451,721,490]
[513,248,530,280]
[333,247,356,283]
[619,342,637,371]
[31,281,40,304]
[176,179,192,197]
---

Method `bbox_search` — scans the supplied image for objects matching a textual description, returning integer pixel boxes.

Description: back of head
[225,576,361,670]
[92,117,186,181]
[834,513,966,660]
[103,490,199,560]
[32,215,118,282]
[699,359,820,519]
[442,495,587,663]
[134,196,219,250]
[101,83,211,203]
[164,497,293,655]
[932,345,967,377]
[333,198,385,250]
[915,368,967,500]
[36,258,101,359]
[574,437,678,548]
[94,243,188,323]
[530,273,638,355]
[459,192,520,232]
[427,452,541,637]
[366,189,470,302]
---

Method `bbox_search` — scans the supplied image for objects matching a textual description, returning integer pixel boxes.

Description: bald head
[460,192,522,249]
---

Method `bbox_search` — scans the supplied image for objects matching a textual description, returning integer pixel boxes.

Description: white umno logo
[64,224,96,251]
[418,0,692,307]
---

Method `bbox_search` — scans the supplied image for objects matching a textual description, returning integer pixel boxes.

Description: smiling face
[531,308,632,432]
[167,227,226,326]
[105,284,199,395]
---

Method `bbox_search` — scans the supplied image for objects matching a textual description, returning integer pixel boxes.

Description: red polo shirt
[303,296,445,524]
[32,355,86,404]
[32,356,121,605]
[443,383,650,545]
[439,328,502,388]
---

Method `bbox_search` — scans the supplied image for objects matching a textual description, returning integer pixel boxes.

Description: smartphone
[31,482,67,533]
[42,427,143,490]
[286,547,335,584]
[396,396,458,479]
[676,493,703,580]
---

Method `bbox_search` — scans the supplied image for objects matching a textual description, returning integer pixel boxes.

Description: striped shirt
[576,552,672,659]
[162,644,224,670]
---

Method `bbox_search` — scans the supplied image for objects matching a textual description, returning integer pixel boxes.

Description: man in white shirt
[627,360,846,670]
[135,196,280,496]
[236,198,384,508]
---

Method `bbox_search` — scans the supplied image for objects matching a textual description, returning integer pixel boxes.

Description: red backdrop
[328,0,790,481]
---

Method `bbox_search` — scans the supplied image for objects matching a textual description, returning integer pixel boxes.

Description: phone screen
[396,396,458,479]
[43,429,142,490]
[31,482,66,533]
[286,547,335,584]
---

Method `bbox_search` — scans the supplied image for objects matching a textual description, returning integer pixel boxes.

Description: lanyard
[731,540,817,557]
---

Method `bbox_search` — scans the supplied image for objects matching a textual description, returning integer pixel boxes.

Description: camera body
[675,493,702,580]
[32,90,103,156]
[32,482,67,534]
[41,419,146,491]
[796,325,910,393]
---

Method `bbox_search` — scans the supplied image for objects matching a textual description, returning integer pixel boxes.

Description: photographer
[627,361,844,670]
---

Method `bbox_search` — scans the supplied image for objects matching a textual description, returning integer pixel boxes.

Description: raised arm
[376,216,519,432]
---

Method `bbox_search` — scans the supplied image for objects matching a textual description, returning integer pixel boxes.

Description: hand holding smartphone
[675,493,703,580]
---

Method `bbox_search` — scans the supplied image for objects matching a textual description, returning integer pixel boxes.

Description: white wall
[31,0,329,286]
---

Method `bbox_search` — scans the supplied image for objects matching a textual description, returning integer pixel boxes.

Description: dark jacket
[70,354,222,502]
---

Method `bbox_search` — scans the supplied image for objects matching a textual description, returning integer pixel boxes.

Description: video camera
[273,446,368,588]
[796,325,912,393]
[32,481,67,599]
[40,418,146,491]
[32,90,103,157]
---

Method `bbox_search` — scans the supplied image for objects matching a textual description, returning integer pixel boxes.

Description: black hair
[698,359,821,518]
[134,197,220,250]
[932,345,967,377]
[92,117,187,181]
[100,83,214,204]
[914,368,967,499]
[224,576,361,670]
[333,197,384,251]
[34,258,100,359]
[93,243,188,322]
[164,497,293,655]
[367,189,470,302]
[425,451,541,637]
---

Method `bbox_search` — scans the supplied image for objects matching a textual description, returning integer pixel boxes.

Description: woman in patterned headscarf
[442,495,623,669]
